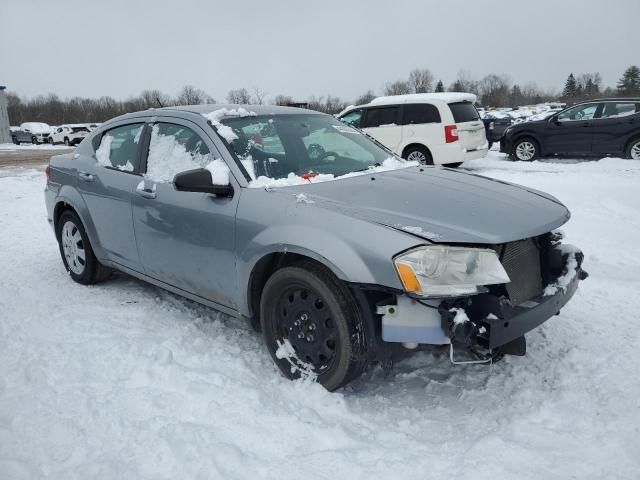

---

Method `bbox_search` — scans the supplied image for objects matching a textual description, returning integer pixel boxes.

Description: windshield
[220,113,408,185]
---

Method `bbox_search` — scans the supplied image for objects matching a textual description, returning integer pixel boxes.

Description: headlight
[394,246,510,298]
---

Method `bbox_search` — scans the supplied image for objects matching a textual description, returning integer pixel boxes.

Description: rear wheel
[260,263,368,391]
[31,136,38,144]
[627,138,640,160]
[403,145,433,165]
[48,137,54,144]
[57,210,111,284]
[512,138,538,161]
[12,136,19,145]
[64,137,70,146]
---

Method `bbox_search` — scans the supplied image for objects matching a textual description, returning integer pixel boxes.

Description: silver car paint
[45,105,570,319]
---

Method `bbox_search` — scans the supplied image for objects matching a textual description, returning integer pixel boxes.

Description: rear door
[592,102,640,156]
[78,122,146,271]
[400,103,442,149]
[131,118,239,308]
[362,106,403,153]
[448,102,486,150]
[544,102,601,155]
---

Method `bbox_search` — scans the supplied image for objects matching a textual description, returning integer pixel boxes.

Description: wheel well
[512,135,540,150]
[625,135,640,153]
[247,252,339,324]
[401,143,432,159]
[53,202,76,240]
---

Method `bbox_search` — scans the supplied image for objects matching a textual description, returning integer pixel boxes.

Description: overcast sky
[2,0,637,102]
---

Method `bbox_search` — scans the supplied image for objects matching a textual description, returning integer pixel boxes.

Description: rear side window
[363,107,399,128]
[448,102,480,123]
[402,104,441,125]
[96,123,143,172]
[600,102,638,119]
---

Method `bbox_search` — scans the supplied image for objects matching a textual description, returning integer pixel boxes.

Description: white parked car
[48,124,91,146]
[337,93,488,166]
[19,122,52,144]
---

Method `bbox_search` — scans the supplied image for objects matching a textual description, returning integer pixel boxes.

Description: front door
[78,122,146,271]
[131,119,239,309]
[544,102,600,155]
[362,106,403,153]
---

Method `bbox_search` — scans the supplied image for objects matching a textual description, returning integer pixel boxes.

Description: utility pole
[0,86,11,144]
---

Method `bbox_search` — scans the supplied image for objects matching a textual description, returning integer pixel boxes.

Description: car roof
[573,98,640,104]
[160,104,322,117]
[339,92,477,116]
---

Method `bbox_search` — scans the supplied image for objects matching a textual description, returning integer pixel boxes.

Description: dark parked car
[501,99,640,160]
[482,113,512,149]
[45,105,587,391]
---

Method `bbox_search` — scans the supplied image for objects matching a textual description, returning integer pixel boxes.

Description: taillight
[45,164,51,180]
[444,125,459,143]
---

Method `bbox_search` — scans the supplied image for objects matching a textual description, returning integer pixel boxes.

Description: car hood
[277,166,570,244]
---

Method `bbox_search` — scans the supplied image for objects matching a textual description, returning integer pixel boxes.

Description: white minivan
[338,93,488,166]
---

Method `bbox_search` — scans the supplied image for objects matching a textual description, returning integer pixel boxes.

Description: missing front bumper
[380,244,587,356]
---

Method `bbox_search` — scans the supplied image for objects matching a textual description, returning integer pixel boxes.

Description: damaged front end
[375,232,588,364]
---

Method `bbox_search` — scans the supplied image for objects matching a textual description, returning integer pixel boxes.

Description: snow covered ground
[0,143,73,151]
[1,152,639,479]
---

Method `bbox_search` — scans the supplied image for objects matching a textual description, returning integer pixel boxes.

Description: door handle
[136,185,156,199]
[78,171,94,182]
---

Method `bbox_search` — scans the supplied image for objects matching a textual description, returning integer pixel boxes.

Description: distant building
[0,86,11,144]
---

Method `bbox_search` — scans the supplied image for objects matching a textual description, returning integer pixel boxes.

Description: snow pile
[202,107,256,143]
[250,156,417,189]
[449,307,470,325]
[95,134,113,167]
[145,125,220,183]
[369,92,477,105]
[205,158,230,185]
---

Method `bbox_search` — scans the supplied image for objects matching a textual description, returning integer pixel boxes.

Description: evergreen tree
[435,80,444,92]
[562,73,578,99]
[617,65,640,96]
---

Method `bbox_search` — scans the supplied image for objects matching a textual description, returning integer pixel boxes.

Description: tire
[48,137,54,145]
[64,137,70,146]
[627,138,640,160]
[56,210,111,285]
[31,137,38,145]
[403,145,433,165]
[512,137,539,161]
[12,136,19,145]
[445,162,463,168]
[260,262,368,391]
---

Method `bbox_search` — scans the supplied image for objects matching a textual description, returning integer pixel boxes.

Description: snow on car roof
[164,104,321,117]
[368,92,477,106]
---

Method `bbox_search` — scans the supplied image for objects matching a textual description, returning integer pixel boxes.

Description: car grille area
[497,238,543,305]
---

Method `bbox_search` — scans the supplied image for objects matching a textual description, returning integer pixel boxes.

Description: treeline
[6,65,640,125]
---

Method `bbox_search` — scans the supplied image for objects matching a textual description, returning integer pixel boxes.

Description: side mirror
[174,168,233,197]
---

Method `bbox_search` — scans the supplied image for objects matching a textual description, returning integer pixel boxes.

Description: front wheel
[260,263,368,391]
[64,138,70,146]
[512,138,539,161]
[57,210,111,284]
[627,138,640,160]
[48,137,54,144]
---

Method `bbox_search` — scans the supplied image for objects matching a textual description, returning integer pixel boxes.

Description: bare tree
[253,87,267,105]
[384,80,411,96]
[408,68,434,93]
[177,85,214,105]
[226,88,253,104]
[355,90,376,105]
[479,74,511,107]
[271,94,294,106]
[449,69,480,95]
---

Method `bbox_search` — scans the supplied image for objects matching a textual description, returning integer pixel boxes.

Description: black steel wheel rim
[275,284,338,373]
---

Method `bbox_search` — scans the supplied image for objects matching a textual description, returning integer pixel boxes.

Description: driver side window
[558,103,599,121]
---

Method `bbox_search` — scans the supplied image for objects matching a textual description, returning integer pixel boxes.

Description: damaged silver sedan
[44,105,587,390]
